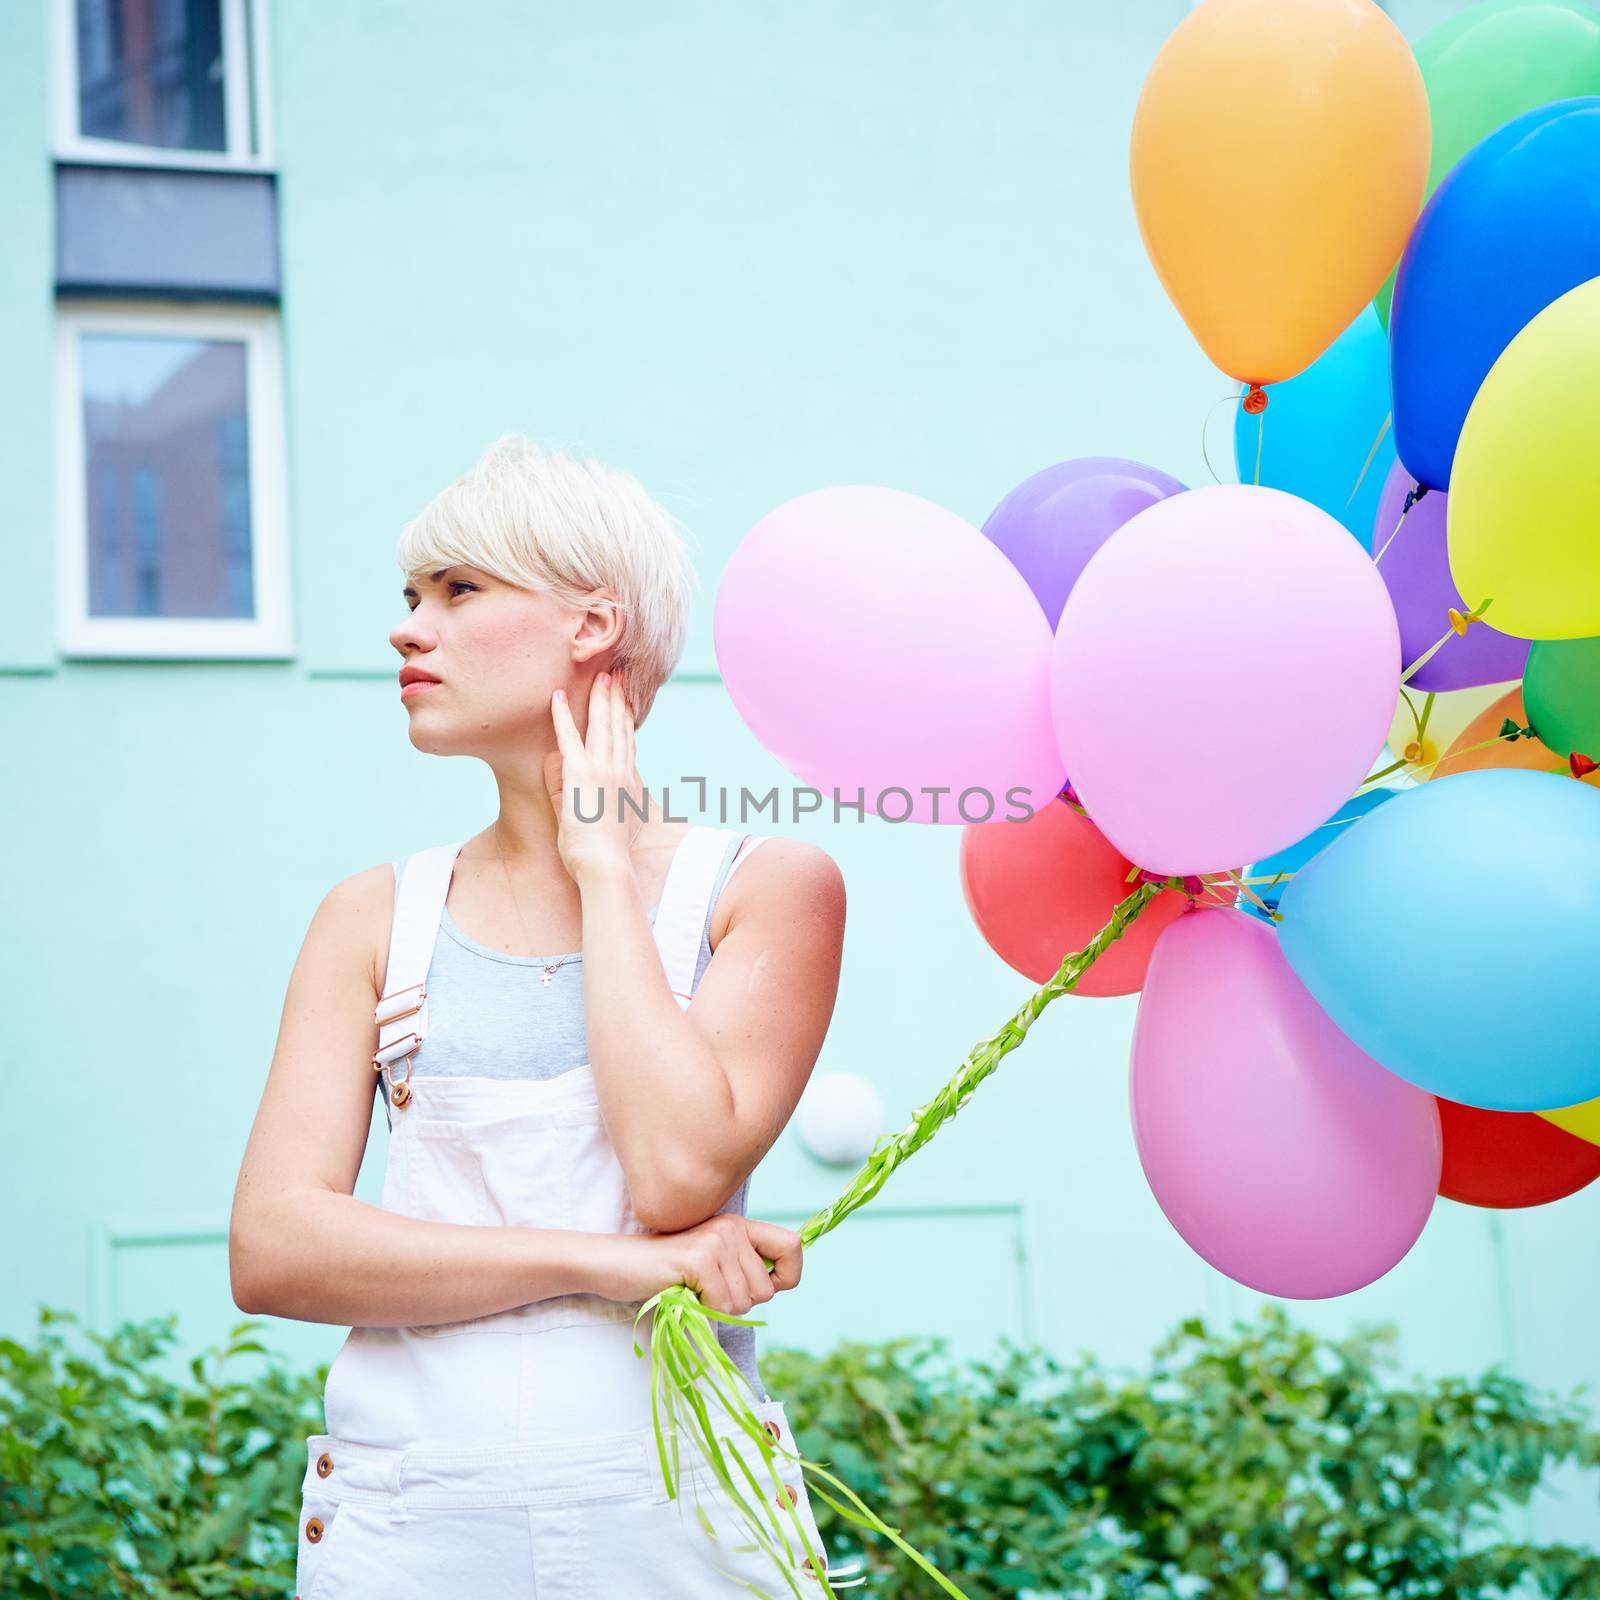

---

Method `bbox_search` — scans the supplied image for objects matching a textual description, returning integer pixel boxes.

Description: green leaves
[2,1304,1597,1599]
[760,1307,1600,1600]
[0,1309,326,1598]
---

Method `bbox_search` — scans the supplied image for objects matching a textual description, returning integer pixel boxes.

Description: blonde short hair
[398,434,698,726]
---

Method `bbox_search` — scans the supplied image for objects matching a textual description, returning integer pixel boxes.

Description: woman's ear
[569,595,626,663]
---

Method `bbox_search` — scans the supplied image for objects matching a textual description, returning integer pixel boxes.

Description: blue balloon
[1232,304,1395,548]
[1242,787,1396,922]
[1391,96,1600,490]
[1278,769,1600,1112]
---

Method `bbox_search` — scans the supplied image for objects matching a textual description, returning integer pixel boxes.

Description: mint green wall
[0,0,53,670]
[3,0,1595,1550]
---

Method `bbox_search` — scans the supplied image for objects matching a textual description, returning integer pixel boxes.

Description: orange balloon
[1433,686,1600,786]
[1130,0,1430,386]
[959,799,1236,997]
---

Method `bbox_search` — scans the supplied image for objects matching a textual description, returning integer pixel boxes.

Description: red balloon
[1437,1096,1600,1209]
[959,798,1235,996]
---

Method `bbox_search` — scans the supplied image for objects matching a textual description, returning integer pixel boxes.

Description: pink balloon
[714,486,1066,824]
[1131,909,1440,1298]
[1052,484,1400,874]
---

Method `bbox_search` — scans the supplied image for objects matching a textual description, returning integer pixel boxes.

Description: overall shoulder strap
[372,842,463,1115]
[652,826,733,1008]
[725,830,770,886]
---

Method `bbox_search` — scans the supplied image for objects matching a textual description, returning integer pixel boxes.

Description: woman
[229,434,849,1597]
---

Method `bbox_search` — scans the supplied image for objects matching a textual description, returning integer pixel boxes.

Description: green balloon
[1525,636,1600,759]
[1374,0,1600,330]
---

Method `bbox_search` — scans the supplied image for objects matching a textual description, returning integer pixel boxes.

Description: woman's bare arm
[581,837,845,1234]
[229,865,610,1328]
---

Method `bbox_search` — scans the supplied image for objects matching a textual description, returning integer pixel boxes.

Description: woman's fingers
[609,672,634,773]
[695,1258,735,1315]
[556,675,643,832]
[617,671,636,772]
[743,1219,804,1291]
[737,1239,777,1306]
[586,671,611,757]
[550,688,584,764]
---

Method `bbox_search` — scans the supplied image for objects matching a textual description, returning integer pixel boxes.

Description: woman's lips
[400,679,442,699]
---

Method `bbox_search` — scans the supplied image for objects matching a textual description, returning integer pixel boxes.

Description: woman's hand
[546,670,649,884]
[591,1212,805,1316]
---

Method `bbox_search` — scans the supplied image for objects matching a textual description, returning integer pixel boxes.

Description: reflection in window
[76,0,227,153]
[81,333,256,620]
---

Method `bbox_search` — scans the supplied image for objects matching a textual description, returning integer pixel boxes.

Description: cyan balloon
[1233,305,1395,547]
[1242,787,1396,922]
[1278,769,1600,1111]
[1391,96,1600,489]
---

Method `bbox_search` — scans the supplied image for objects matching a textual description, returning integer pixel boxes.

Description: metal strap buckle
[373,1031,421,1068]
[374,981,426,1027]
[382,1049,416,1113]
[376,1047,416,1112]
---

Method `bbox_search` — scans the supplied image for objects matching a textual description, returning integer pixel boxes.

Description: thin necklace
[493,820,580,988]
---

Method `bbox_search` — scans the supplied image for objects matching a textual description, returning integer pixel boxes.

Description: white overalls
[294,826,837,1597]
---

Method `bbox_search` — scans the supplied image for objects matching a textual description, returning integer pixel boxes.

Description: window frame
[54,301,294,660]
[50,0,276,172]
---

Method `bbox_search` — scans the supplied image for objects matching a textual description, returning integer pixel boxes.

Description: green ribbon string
[1344,411,1392,509]
[632,878,1167,1597]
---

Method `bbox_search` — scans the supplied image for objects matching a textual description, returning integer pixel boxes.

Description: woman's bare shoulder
[312,860,399,1000]
[712,834,845,948]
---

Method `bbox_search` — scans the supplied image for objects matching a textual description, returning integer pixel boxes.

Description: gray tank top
[390,827,770,1401]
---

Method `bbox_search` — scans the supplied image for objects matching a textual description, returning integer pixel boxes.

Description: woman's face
[391,564,612,756]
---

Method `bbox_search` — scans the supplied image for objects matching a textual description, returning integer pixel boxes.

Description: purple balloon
[982,457,1186,630]
[1374,461,1529,691]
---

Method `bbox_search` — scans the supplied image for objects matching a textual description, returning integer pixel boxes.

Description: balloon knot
[1572,752,1597,779]
[1241,384,1268,415]
[1403,739,1428,764]
[1449,599,1492,635]
[1499,718,1531,742]
[1057,781,1080,807]
[1134,869,1205,898]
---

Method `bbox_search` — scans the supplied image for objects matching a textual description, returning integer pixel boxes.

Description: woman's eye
[404,580,477,613]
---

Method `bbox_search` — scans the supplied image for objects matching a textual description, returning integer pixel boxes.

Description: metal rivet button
[316,1453,333,1478]
[305,1517,325,1543]
[763,1419,781,1441]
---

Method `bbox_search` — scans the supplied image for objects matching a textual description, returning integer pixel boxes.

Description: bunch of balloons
[715,0,1600,1303]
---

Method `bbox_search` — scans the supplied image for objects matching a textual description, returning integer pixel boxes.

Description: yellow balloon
[1450,277,1600,639]
[1385,680,1514,774]
[1540,1098,1600,1148]
[1130,0,1429,386]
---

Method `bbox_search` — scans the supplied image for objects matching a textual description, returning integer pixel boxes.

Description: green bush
[761,1307,1600,1599]
[0,1309,323,1598]
[2,1304,1597,1598]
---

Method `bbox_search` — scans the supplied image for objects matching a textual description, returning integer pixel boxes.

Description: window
[55,304,292,658]
[53,0,272,169]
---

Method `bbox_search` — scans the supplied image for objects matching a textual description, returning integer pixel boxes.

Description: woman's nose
[390,611,436,653]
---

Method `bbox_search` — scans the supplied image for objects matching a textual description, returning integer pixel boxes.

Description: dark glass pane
[76,0,228,153]
[82,333,256,620]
